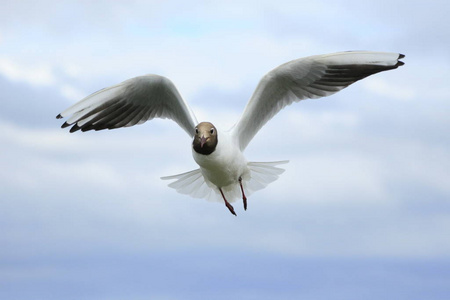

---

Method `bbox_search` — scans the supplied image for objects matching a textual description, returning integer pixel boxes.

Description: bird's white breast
[192,130,248,188]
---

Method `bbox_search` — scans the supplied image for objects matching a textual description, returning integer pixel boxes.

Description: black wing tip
[56,114,63,119]
[81,125,95,132]
[60,121,83,133]
[69,124,81,133]
[397,53,405,67]
[61,122,113,133]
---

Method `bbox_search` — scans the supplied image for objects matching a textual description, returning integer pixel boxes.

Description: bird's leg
[219,188,236,216]
[238,176,247,210]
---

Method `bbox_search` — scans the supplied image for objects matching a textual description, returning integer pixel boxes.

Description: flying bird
[57,51,405,215]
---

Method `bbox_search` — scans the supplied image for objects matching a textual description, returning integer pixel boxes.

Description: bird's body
[193,129,249,189]
[192,127,252,214]
[57,51,405,215]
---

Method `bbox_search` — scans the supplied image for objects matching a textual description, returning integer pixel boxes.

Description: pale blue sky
[1,1,449,299]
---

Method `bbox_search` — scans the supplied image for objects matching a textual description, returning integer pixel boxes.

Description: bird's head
[193,122,218,155]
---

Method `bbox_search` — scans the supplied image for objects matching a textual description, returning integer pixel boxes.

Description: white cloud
[282,153,388,204]
[1,0,450,276]
[1,120,82,151]
[59,84,86,101]
[61,63,83,78]
[362,77,416,101]
[284,110,360,141]
[0,57,56,86]
[0,119,193,192]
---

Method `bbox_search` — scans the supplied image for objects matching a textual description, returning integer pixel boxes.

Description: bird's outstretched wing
[231,51,405,150]
[56,74,198,136]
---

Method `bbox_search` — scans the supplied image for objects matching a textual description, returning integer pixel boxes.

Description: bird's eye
[195,128,198,134]
[210,128,214,134]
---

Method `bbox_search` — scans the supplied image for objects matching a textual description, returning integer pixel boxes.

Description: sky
[1,0,450,299]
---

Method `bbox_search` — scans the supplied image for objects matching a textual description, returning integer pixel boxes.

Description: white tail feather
[161,169,217,201]
[161,160,288,203]
[245,161,288,193]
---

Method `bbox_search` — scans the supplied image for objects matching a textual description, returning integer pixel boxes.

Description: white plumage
[57,51,404,215]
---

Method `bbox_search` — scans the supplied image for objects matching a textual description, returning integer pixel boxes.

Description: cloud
[59,84,86,101]
[362,77,416,101]
[3,77,450,259]
[0,58,56,86]
[1,2,450,299]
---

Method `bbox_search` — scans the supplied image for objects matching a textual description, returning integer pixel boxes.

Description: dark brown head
[193,122,218,155]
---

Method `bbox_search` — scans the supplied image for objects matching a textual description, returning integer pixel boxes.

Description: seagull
[57,51,404,215]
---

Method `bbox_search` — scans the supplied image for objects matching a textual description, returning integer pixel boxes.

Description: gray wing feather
[57,74,198,137]
[232,51,405,150]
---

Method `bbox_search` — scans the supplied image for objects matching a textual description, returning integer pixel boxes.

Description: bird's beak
[200,136,207,148]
